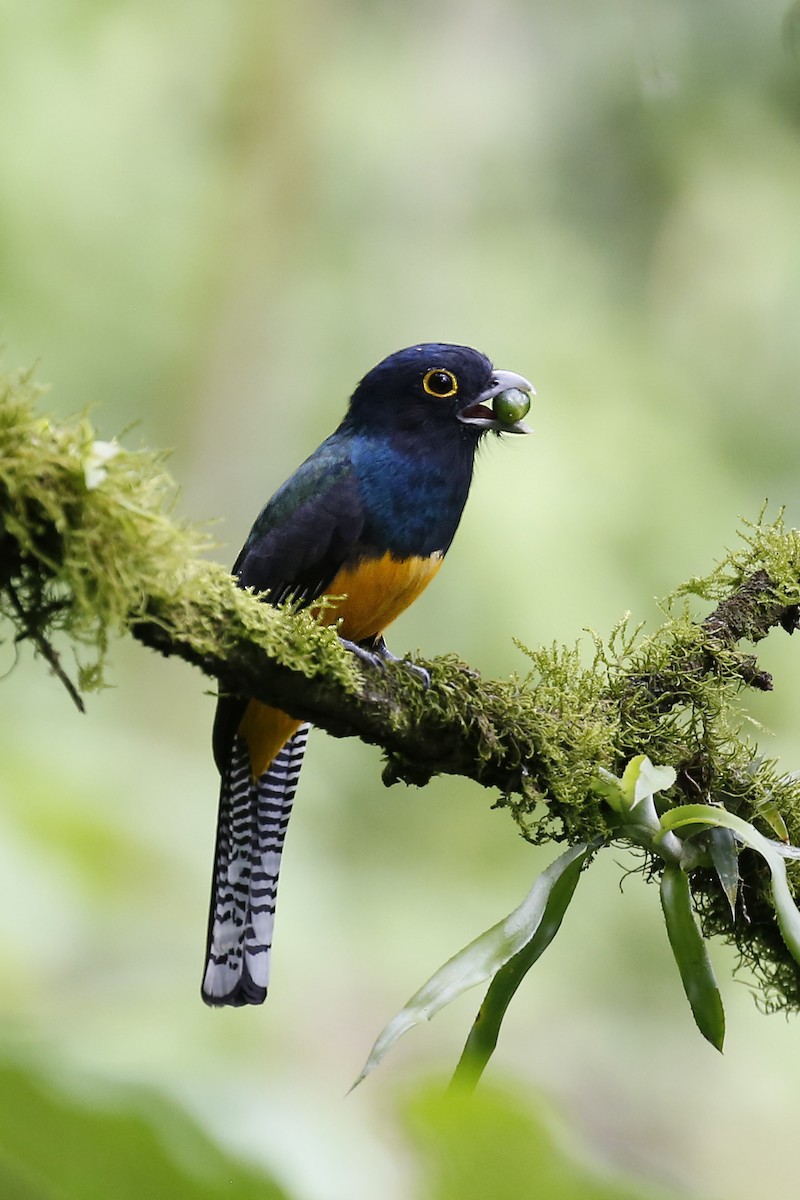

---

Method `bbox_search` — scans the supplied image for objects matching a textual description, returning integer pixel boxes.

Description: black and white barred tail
[201,723,310,1006]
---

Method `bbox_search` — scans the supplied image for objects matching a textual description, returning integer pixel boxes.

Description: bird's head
[346,344,534,440]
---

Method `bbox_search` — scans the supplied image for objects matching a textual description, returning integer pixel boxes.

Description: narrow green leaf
[659,804,800,966]
[619,754,648,807]
[707,826,739,919]
[660,865,726,1051]
[598,756,677,816]
[451,843,594,1091]
[768,839,800,861]
[351,843,592,1090]
[757,800,790,844]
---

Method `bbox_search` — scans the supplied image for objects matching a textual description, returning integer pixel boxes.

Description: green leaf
[352,843,592,1090]
[619,754,648,807]
[451,843,595,1091]
[0,1061,287,1200]
[707,826,739,918]
[633,757,676,808]
[659,804,800,966]
[598,755,676,815]
[660,865,726,1051]
[403,1080,666,1200]
[757,799,790,844]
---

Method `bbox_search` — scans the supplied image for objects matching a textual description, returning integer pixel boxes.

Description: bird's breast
[319,550,444,643]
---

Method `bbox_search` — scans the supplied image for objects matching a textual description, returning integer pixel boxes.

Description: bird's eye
[422,368,458,398]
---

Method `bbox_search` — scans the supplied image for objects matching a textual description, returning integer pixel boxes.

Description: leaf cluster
[357,758,800,1087]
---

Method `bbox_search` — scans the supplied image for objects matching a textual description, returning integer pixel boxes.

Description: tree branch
[3,370,800,1014]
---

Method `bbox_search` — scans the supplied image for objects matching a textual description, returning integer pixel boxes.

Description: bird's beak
[457,369,535,434]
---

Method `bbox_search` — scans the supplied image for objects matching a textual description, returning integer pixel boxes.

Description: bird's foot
[339,637,386,672]
[340,636,431,688]
[372,636,431,688]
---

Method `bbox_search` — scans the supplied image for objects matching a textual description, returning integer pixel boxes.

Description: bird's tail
[201,722,310,1006]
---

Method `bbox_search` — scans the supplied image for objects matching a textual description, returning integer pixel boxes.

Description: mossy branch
[3,369,800,1012]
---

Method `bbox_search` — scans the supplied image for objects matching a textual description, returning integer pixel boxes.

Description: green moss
[491,525,800,845]
[0,369,357,695]
[495,640,619,843]
[674,508,800,611]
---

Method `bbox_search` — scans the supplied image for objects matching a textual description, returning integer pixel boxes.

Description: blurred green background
[2,1,800,1197]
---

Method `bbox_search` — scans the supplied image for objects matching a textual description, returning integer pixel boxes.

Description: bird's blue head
[344,343,533,441]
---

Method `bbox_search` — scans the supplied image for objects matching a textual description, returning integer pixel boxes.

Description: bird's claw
[339,636,431,688]
[339,637,387,672]
[398,660,431,688]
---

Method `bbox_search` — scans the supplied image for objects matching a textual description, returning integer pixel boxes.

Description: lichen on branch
[3,369,800,1012]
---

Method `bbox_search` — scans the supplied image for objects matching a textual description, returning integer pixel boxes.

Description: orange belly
[240,550,443,777]
[322,549,443,642]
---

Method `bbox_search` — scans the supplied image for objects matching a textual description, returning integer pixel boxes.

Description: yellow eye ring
[422,368,458,398]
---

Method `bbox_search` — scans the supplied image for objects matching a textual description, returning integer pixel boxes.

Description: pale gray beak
[457,369,535,434]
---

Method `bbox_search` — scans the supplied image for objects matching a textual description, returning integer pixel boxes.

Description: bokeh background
[2,2,800,1197]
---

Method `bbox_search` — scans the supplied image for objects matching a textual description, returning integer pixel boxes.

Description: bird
[202,343,533,1007]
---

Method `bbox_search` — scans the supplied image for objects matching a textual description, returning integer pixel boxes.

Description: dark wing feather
[213,445,366,772]
[234,444,366,604]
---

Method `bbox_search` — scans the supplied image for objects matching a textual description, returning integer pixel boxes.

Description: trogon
[202,343,533,1007]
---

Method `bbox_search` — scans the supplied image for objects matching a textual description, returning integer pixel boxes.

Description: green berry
[492,387,530,426]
